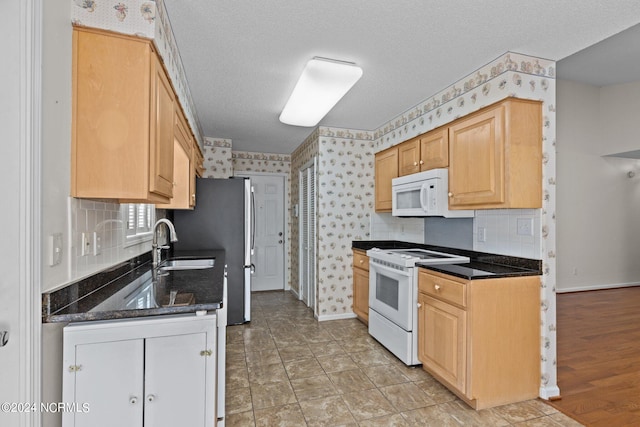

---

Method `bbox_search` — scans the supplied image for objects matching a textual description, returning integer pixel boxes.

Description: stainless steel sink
[159,258,215,271]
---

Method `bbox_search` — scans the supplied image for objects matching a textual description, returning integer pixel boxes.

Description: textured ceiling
[163,0,640,154]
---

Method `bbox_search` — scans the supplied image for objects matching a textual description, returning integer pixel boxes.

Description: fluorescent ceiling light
[279,57,363,127]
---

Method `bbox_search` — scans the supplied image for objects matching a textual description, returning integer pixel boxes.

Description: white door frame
[3,0,43,425]
[234,172,289,291]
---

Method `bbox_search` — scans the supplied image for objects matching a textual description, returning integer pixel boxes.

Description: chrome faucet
[152,218,178,267]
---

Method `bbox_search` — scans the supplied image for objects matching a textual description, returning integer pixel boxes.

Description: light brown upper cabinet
[71,27,175,203]
[374,146,399,212]
[157,108,195,210]
[420,127,449,170]
[448,98,542,209]
[398,137,421,176]
[398,127,449,176]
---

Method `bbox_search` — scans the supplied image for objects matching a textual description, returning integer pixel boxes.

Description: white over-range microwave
[391,169,474,218]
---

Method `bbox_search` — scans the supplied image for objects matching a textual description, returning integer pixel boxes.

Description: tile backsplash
[370,212,425,243]
[70,198,152,281]
[473,209,542,259]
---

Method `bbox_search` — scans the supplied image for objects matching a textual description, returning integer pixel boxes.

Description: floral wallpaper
[289,128,375,320]
[202,137,232,178]
[372,51,559,399]
[70,0,204,147]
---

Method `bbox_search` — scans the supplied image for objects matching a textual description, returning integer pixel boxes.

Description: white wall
[557,79,640,292]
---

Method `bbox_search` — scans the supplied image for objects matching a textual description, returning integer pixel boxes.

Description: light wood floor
[550,287,640,426]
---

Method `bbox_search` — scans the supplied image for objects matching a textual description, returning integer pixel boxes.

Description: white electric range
[366,247,469,365]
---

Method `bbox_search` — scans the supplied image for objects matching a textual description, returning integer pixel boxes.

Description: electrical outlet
[93,232,101,256]
[81,232,92,256]
[477,227,486,242]
[516,218,534,236]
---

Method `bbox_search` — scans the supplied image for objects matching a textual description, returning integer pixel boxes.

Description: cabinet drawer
[418,270,466,307]
[353,250,369,271]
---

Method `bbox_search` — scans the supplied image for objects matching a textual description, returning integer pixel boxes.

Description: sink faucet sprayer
[152,218,178,267]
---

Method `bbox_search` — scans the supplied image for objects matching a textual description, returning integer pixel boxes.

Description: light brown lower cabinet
[417,269,540,409]
[352,249,370,324]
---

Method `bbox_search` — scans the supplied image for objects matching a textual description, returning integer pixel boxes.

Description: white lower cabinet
[63,314,219,427]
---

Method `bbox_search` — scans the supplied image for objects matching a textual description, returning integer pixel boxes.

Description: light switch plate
[48,233,63,266]
[92,231,101,256]
[81,232,92,256]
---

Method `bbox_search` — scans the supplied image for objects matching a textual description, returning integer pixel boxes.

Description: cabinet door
[72,340,144,427]
[375,147,398,212]
[353,267,369,324]
[448,106,505,207]
[72,29,151,200]
[144,332,211,427]
[418,293,467,394]
[398,139,421,176]
[157,111,193,209]
[420,128,448,170]
[149,54,175,198]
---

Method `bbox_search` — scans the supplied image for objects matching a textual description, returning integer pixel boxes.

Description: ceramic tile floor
[225,291,584,427]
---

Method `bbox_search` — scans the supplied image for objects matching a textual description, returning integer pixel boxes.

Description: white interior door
[240,174,286,291]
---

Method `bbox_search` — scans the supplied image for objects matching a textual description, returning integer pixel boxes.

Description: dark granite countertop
[417,260,539,280]
[353,240,541,279]
[42,249,225,323]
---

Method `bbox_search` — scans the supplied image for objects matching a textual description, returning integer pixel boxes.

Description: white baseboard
[315,312,357,322]
[556,282,640,293]
[539,385,561,401]
[290,287,300,299]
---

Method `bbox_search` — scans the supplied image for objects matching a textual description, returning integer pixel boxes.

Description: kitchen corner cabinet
[398,127,449,176]
[374,146,398,212]
[157,108,196,209]
[62,315,218,427]
[448,98,542,209]
[352,249,370,324]
[417,269,539,409]
[71,27,175,203]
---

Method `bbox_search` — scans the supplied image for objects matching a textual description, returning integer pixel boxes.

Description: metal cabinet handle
[129,396,138,405]
[419,160,424,165]
[434,284,441,291]
[0,331,8,347]
[146,394,156,403]
[278,231,283,236]
[448,192,453,197]
[413,161,418,166]
[278,240,283,244]
[359,259,364,264]
[417,303,422,308]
